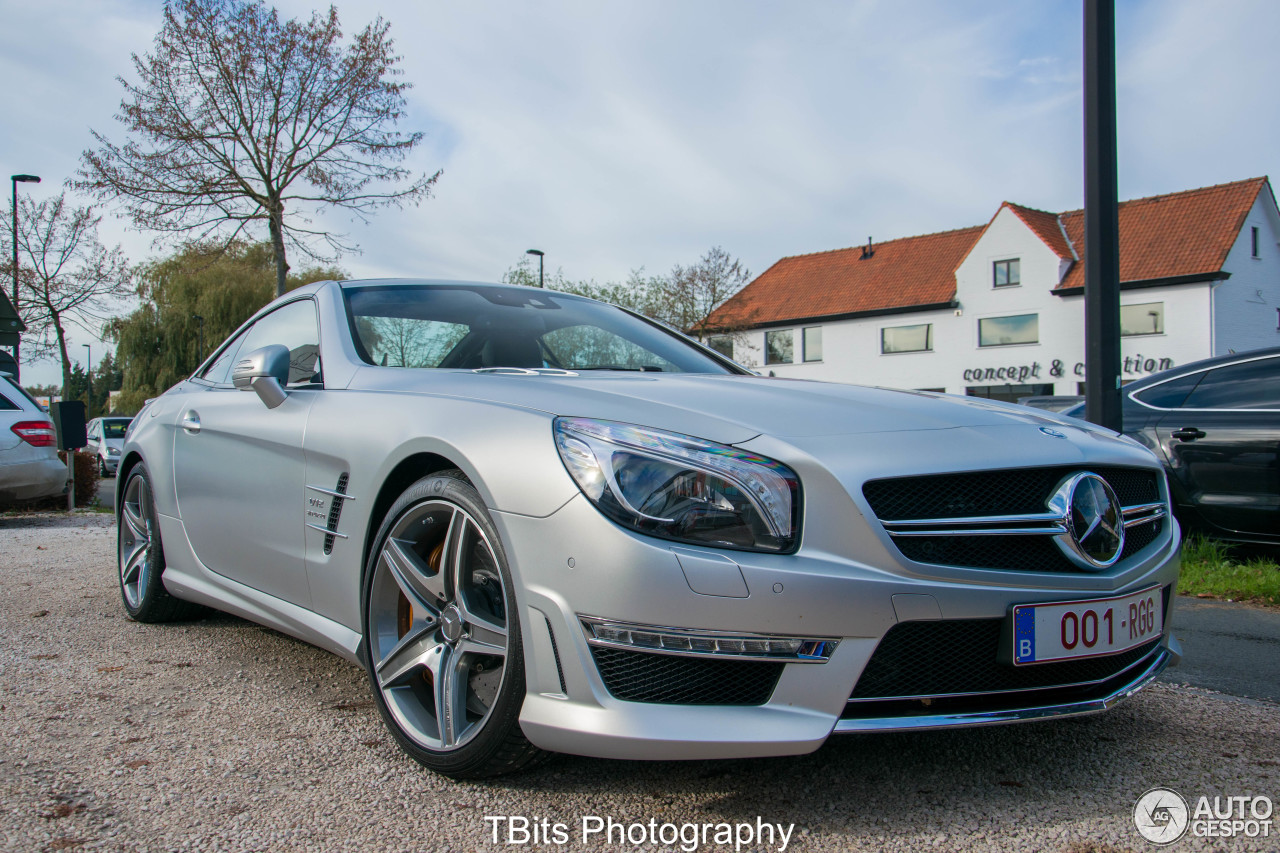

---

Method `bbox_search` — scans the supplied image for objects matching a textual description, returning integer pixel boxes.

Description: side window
[1181,357,1280,410]
[233,299,323,386]
[0,389,19,411]
[1133,371,1204,409]
[201,327,251,385]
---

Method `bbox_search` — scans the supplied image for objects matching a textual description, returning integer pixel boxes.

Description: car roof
[1125,345,1280,391]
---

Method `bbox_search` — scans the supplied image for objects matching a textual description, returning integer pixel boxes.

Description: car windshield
[344,284,736,374]
[103,420,131,438]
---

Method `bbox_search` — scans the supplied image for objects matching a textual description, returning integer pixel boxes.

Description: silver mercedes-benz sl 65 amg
[116,279,1181,778]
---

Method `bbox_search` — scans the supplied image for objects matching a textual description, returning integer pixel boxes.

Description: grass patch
[1179,535,1280,607]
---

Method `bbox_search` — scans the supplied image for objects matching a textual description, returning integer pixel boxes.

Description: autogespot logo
[1134,788,1190,844]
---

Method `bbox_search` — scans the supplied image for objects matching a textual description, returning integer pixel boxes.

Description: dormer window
[993,258,1020,288]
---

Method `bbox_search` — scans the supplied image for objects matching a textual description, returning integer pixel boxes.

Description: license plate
[1011,586,1163,665]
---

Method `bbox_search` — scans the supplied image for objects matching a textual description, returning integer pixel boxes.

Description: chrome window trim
[1127,353,1280,413]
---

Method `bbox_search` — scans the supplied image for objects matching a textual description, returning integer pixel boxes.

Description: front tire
[361,472,546,779]
[117,463,202,622]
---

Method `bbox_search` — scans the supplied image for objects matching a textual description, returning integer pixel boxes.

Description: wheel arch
[361,452,474,579]
[115,450,145,511]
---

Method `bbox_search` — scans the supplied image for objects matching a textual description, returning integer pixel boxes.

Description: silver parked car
[117,280,1181,779]
[87,416,133,477]
[1,372,66,504]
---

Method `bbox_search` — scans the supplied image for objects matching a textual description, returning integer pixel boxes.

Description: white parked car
[87,416,132,477]
[0,372,65,504]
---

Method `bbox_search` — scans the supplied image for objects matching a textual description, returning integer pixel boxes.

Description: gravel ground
[2,513,1277,853]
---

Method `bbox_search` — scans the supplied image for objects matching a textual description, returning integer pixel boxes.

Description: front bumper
[495,493,1182,761]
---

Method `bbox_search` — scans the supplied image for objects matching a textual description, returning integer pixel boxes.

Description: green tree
[108,241,342,412]
[77,0,439,298]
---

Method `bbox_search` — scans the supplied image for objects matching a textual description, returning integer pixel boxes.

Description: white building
[708,177,1280,401]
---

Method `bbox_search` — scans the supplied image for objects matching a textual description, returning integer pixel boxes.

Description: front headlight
[108,447,121,456]
[553,417,801,553]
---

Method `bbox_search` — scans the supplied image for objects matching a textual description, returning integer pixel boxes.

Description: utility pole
[1083,0,1122,431]
[9,174,41,373]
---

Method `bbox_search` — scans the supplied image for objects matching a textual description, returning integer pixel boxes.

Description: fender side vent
[323,473,350,555]
[545,617,567,694]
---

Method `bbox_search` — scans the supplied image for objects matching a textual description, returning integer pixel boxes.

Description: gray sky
[3,0,1278,386]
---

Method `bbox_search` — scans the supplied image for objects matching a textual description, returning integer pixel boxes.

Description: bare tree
[2,193,132,392]
[656,246,751,335]
[77,0,439,297]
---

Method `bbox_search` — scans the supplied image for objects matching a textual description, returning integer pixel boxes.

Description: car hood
[350,369,1101,445]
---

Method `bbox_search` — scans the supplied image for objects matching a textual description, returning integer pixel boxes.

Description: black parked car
[1061,346,1279,546]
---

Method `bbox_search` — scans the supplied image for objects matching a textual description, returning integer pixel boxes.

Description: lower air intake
[591,646,783,705]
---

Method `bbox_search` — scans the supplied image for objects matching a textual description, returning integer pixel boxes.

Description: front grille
[591,646,783,705]
[863,465,1159,521]
[850,613,1164,701]
[864,466,1164,573]
[894,520,1163,573]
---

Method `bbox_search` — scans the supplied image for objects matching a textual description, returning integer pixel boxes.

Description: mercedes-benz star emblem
[1049,472,1125,570]
[1039,426,1067,439]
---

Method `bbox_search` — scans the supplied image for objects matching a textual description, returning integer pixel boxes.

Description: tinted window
[1,378,42,411]
[0,390,17,411]
[202,326,251,385]
[1181,356,1280,409]
[765,330,793,364]
[1132,370,1205,409]
[102,420,130,438]
[979,314,1038,347]
[345,285,732,374]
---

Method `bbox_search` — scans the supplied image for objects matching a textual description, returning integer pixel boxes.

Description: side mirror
[232,344,290,409]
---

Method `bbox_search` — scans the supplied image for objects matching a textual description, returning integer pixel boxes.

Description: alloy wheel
[118,474,153,609]
[367,499,510,752]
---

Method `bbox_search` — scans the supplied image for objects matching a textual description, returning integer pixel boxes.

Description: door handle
[181,410,201,434]
[1171,427,1205,442]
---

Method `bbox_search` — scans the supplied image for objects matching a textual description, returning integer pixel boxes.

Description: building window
[1120,302,1164,336]
[765,330,793,364]
[802,327,823,362]
[978,313,1038,347]
[966,383,1054,404]
[881,323,933,354]
[1253,226,1260,258]
[707,335,734,359]
[993,258,1020,288]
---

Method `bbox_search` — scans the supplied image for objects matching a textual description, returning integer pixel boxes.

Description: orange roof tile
[709,177,1268,329]
[1055,177,1265,291]
[1004,202,1076,260]
[708,227,982,329]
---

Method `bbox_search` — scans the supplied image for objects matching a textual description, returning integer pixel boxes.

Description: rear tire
[117,463,203,622]
[361,471,547,779]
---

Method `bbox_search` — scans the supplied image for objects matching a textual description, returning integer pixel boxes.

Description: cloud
[2,0,1274,386]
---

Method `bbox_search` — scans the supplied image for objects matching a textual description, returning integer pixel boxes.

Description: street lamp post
[10,174,41,367]
[525,249,545,288]
[83,343,92,419]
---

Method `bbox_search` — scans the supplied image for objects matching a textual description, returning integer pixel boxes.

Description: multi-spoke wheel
[362,472,545,778]
[117,463,202,622]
